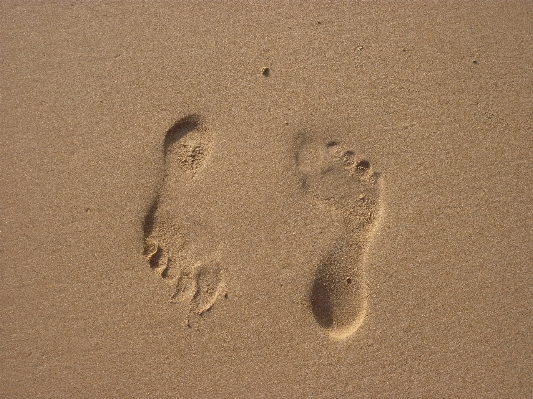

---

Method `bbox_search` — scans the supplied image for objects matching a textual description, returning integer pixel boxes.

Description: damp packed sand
[1,2,532,397]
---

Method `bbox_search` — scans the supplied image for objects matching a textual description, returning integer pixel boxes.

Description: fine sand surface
[1,2,532,397]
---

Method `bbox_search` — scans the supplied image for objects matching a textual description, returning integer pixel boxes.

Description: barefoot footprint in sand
[143,115,226,316]
[296,134,382,340]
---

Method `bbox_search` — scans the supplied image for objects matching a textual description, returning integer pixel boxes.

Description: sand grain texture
[1,1,533,398]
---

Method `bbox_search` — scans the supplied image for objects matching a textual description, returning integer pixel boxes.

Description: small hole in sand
[327,141,339,148]
[346,277,352,284]
[356,160,370,170]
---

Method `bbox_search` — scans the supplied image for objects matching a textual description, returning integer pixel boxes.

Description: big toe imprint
[296,135,382,340]
[142,115,225,317]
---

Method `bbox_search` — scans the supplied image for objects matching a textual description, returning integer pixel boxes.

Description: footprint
[171,258,226,315]
[143,115,226,316]
[190,262,226,314]
[296,134,382,340]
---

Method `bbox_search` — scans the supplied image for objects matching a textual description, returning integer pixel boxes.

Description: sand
[1,1,532,397]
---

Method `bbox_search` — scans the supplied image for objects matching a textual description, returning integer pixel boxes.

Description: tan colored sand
[1,1,532,397]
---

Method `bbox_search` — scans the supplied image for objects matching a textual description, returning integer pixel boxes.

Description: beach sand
[1,2,532,397]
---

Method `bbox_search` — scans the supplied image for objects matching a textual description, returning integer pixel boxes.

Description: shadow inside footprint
[163,114,201,156]
[310,249,363,332]
[310,273,334,329]
[143,195,160,242]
